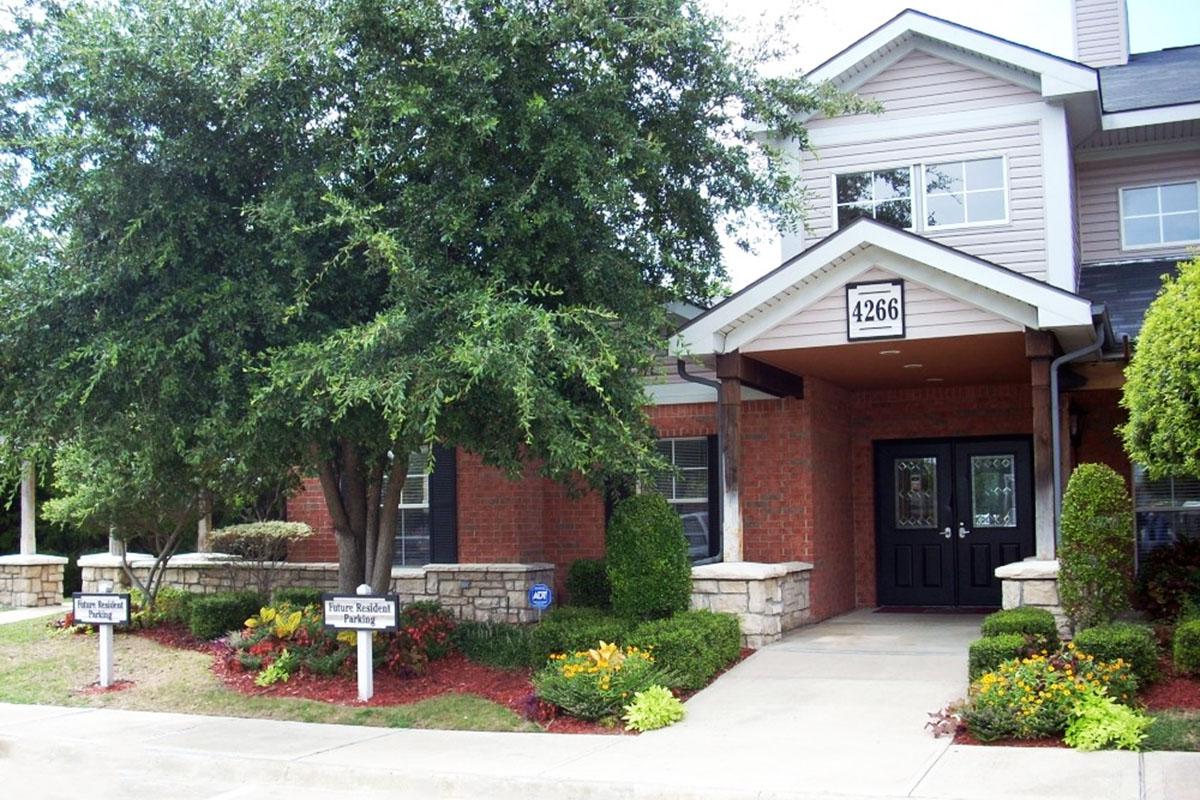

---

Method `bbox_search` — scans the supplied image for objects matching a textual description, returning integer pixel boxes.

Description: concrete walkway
[0,601,69,626]
[2,609,1197,799]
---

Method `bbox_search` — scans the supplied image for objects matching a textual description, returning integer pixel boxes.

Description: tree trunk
[317,448,365,592]
[370,453,406,592]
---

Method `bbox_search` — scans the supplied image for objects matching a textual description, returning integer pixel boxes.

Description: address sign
[846,279,905,341]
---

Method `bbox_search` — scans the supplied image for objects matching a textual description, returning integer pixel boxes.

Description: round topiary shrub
[1058,463,1134,631]
[566,558,612,609]
[606,493,691,620]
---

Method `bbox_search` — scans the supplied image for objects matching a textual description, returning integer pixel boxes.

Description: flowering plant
[533,641,669,720]
[962,642,1138,741]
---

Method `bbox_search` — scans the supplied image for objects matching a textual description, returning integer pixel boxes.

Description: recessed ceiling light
[879,349,901,355]
[903,363,923,369]
[925,377,944,383]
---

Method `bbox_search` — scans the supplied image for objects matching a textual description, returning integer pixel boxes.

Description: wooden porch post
[718,375,743,562]
[19,461,36,555]
[1026,332,1056,559]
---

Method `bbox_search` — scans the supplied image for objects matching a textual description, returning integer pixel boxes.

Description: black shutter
[429,444,458,563]
[707,434,722,560]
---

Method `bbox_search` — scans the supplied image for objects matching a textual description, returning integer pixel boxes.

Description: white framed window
[834,166,914,230]
[922,156,1008,229]
[1120,181,1200,250]
[652,437,716,561]
[393,450,431,566]
[1133,465,1200,570]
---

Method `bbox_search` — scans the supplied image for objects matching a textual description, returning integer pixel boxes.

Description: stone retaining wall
[995,558,1071,637]
[78,553,553,624]
[0,554,67,608]
[690,561,813,648]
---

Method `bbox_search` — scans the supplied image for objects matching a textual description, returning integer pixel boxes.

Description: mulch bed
[1142,657,1200,711]
[76,679,137,695]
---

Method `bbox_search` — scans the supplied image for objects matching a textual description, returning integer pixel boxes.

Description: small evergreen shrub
[188,591,264,640]
[130,586,194,628]
[980,607,1059,643]
[1135,535,1200,621]
[454,621,537,669]
[1174,619,1200,675]
[606,494,691,620]
[528,607,632,666]
[566,559,611,609]
[271,586,324,608]
[968,634,1026,681]
[1058,464,1134,629]
[628,611,742,690]
[623,685,685,731]
[1073,622,1160,686]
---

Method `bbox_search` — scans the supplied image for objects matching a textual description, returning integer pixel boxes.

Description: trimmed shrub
[271,587,324,608]
[528,607,632,666]
[188,591,264,640]
[209,521,313,596]
[1073,622,1160,686]
[566,559,611,609]
[628,610,742,690]
[454,621,537,669]
[968,634,1026,681]
[980,607,1059,643]
[130,586,194,628]
[606,494,691,620]
[1058,463,1134,629]
[1174,619,1200,675]
[1135,535,1200,621]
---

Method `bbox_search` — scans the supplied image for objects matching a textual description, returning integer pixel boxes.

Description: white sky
[706,0,1200,290]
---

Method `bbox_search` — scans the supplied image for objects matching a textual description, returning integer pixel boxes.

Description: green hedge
[1058,464,1134,629]
[968,634,1026,680]
[566,559,611,609]
[980,607,1059,643]
[1175,620,1200,675]
[271,586,324,608]
[454,621,537,669]
[188,591,264,640]
[527,607,632,667]
[1073,622,1159,686]
[628,610,742,690]
[606,494,691,620]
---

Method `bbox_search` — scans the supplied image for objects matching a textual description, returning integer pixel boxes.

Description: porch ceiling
[748,331,1028,390]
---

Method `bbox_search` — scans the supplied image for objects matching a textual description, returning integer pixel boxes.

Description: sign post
[72,581,131,688]
[322,584,400,702]
[528,582,553,622]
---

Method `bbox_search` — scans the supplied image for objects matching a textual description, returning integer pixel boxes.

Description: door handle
[940,527,952,539]
[958,523,970,539]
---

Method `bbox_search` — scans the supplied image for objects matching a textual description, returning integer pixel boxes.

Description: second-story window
[1121,182,1200,249]
[835,167,913,230]
[923,157,1007,228]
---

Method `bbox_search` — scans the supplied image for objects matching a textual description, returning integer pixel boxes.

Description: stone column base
[995,558,1071,638]
[0,554,68,607]
[690,561,813,648]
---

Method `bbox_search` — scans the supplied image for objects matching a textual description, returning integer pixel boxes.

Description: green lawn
[1144,710,1200,751]
[0,618,539,731]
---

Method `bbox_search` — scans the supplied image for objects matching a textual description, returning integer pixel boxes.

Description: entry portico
[674,218,1097,608]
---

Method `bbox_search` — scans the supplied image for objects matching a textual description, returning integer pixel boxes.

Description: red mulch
[76,679,136,695]
[952,729,1066,747]
[1142,657,1200,711]
[130,625,754,734]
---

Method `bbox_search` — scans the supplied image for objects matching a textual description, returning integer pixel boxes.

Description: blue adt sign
[528,583,553,610]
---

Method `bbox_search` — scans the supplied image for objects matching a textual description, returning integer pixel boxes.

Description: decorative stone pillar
[690,561,813,648]
[995,558,1070,638]
[0,554,67,607]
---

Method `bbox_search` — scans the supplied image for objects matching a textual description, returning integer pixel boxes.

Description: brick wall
[287,477,338,562]
[1067,389,1131,487]
[456,452,545,563]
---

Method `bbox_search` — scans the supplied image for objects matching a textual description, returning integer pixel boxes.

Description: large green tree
[1121,257,1200,479]
[0,0,853,591]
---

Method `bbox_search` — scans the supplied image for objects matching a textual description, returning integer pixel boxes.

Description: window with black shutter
[652,436,721,562]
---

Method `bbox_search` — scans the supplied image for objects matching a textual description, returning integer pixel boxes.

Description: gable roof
[806,9,1098,102]
[675,218,1096,356]
[1099,45,1200,112]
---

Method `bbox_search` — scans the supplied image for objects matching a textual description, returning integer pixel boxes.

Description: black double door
[876,438,1034,607]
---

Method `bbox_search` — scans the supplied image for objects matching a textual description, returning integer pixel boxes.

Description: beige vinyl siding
[798,121,1046,279]
[844,49,1040,120]
[743,267,1021,352]
[1072,0,1128,68]
[1076,149,1200,263]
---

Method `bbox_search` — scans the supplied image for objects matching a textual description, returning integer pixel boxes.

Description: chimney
[1072,0,1130,67]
